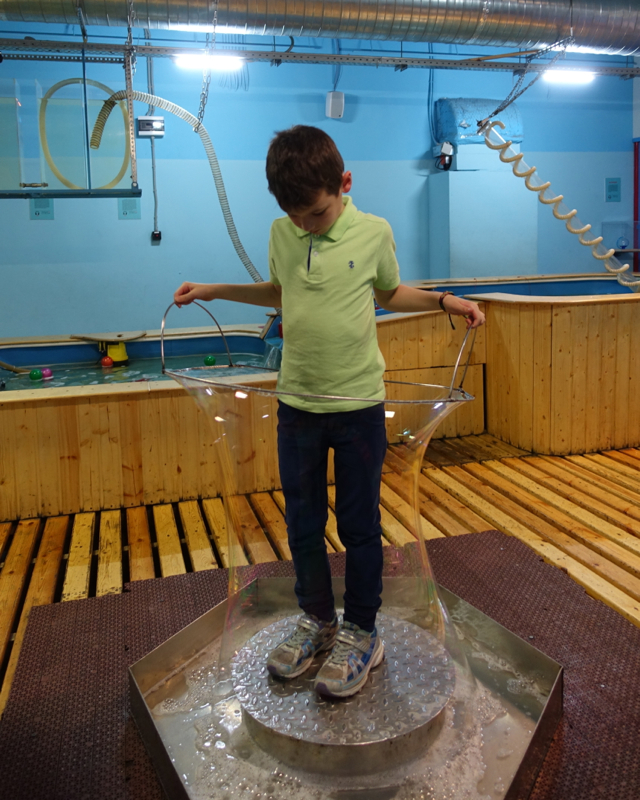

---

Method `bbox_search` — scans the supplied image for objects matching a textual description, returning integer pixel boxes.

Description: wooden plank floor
[2,433,640,716]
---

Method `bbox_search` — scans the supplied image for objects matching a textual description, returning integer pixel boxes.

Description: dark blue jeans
[277,400,387,632]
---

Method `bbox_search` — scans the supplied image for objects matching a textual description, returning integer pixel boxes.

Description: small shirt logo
[348,260,355,269]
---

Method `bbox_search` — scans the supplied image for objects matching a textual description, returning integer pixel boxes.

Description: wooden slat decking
[2,433,640,716]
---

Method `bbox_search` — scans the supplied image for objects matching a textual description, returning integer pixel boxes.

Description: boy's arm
[374,285,485,329]
[174,281,282,309]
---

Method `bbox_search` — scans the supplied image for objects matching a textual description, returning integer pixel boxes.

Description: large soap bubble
[161,302,481,791]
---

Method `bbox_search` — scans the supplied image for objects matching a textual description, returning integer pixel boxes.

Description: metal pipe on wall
[2,0,640,55]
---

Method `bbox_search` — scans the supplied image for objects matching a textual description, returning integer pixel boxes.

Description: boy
[174,125,485,699]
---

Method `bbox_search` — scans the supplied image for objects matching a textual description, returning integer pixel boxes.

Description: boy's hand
[440,294,485,329]
[173,282,217,307]
[456,299,485,329]
[374,285,485,328]
[173,281,281,308]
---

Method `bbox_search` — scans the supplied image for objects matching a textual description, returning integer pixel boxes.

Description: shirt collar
[290,196,357,242]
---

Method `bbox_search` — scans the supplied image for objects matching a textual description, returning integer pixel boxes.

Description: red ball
[101,356,114,368]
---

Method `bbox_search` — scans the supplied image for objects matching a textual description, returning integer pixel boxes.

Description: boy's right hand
[173,282,217,307]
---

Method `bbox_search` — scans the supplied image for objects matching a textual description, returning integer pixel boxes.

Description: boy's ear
[341,171,353,193]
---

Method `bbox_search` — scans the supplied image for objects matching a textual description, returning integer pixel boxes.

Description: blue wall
[0,25,633,337]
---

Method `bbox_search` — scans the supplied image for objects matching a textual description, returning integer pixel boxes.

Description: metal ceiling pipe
[1,0,640,55]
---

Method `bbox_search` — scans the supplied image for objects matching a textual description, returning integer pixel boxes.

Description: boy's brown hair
[266,125,344,211]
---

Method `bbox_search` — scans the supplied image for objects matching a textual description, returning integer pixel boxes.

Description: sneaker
[266,613,338,679]
[314,621,384,698]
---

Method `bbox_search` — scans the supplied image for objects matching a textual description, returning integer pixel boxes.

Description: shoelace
[325,630,364,665]
[283,617,319,651]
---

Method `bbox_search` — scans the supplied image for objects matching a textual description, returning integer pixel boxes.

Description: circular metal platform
[231,614,455,775]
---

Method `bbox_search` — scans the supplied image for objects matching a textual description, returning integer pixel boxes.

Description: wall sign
[605,178,621,202]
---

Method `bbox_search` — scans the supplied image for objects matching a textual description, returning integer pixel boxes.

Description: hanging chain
[194,36,212,133]
[478,36,574,131]
[75,3,89,43]
[194,1,218,133]
[125,0,137,75]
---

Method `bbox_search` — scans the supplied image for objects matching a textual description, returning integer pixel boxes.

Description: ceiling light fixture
[174,54,244,71]
[543,69,596,84]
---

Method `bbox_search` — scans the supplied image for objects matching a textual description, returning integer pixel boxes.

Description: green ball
[29,369,43,381]
[204,355,216,366]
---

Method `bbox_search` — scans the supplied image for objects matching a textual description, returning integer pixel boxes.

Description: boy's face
[286,171,352,236]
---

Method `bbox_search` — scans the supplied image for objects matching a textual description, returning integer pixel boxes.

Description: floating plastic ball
[204,355,216,366]
[41,368,53,380]
[29,369,43,381]
[101,356,114,368]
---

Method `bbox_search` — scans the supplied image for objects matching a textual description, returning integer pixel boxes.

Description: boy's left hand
[446,296,485,329]
[459,301,485,329]
[373,285,485,327]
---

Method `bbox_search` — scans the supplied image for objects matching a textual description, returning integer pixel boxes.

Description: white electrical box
[432,142,454,159]
[326,92,345,119]
[136,116,165,138]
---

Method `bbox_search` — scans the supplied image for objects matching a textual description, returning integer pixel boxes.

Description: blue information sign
[118,197,141,219]
[605,178,621,203]
[29,198,54,220]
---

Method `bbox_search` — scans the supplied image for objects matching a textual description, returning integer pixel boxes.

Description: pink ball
[41,368,53,380]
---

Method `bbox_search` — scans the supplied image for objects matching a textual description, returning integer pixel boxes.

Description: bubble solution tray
[129,578,562,800]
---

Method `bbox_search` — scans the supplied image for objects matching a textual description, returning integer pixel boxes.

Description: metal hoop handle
[448,326,478,397]
[160,301,235,373]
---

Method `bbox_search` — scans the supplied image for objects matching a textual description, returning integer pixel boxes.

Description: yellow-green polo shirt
[268,196,400,412]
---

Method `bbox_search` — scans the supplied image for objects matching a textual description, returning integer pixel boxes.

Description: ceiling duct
[1,0,639,56]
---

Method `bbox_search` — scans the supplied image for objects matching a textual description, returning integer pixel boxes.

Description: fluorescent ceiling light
[543,69,595,84]
[552,44,613,55]
[170,23,249,34]
[175,54,244,71]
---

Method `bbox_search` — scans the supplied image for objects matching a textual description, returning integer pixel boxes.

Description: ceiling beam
[1,38,638,77]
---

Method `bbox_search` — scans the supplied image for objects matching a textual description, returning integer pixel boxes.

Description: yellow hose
[90,99,119,150]
[39,79,130,190]
[484,120,627,274]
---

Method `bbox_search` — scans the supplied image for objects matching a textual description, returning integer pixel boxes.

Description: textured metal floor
[2,433,640,719]
[1,531,640,799]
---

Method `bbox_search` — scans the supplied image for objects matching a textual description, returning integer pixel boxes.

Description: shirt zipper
[307,235,312,272]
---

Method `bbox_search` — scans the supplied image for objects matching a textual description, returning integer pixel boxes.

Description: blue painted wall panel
[0,25,634,337]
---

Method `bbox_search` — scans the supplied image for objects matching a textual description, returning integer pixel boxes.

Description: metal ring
[161,303,477,399]
[160,301,235,373]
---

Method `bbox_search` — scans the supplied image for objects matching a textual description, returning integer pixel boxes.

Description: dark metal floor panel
[0,531,638,800]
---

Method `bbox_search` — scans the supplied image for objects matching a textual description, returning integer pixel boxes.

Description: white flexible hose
[91,91,263,284]
[482,120,640,291]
